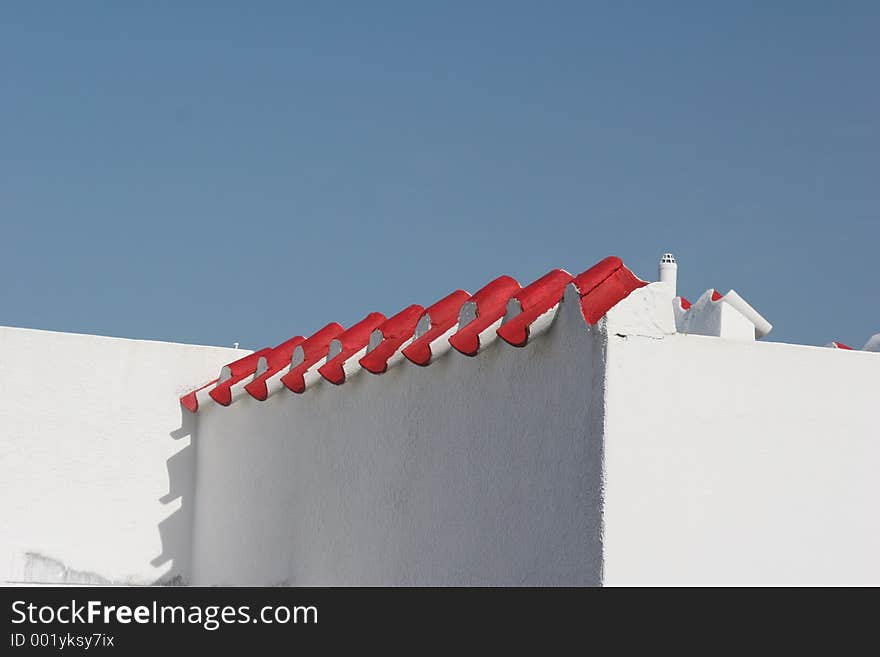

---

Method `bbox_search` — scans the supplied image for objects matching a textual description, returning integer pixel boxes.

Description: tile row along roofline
[181,256,646,413]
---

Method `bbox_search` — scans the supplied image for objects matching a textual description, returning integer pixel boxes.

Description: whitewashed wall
[602,333,880,586]
[191,283,879,586]
[0,326,243,585]
[190,296,607,586]
[3,291,876,586]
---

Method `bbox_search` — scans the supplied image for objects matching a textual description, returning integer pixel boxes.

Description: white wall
[602,333,880,586]
[190,295,607,586]
[0,326,243,585]
[5,290,875,586]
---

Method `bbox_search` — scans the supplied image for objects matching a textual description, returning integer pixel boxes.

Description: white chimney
[659,252,677,296]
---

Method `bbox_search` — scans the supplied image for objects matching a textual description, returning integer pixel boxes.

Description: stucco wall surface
[602,333,880,586]
[0,326,243,585]
[4,287,876,587]
[191,295,607,586]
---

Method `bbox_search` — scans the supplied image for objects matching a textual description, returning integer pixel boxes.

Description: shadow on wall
[151,409,197,585]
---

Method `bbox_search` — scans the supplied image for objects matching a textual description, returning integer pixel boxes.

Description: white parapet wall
[0,326,243,585]
[189,277,879,586]
[602,332,880,586]
[190,294,607,586]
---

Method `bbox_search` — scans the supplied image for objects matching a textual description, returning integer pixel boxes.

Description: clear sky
[1,2,877,350]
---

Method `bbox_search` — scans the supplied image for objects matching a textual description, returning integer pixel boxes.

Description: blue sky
[1,2,877,349]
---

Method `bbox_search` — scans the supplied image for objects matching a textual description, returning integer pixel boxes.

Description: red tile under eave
[448,275,520,356]
[180,379,217,413]
[244,335,306,401]
[360,304,424,374]
[280,323,345,394]
[318,312,386,385]
[208,348,272,406]
[402,290,471,366]
[497,269,573,347]
[574,256,647,325]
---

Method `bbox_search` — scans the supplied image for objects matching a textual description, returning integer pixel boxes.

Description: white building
[1,254,878,586]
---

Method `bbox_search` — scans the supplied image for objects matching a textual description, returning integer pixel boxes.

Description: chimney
[659,252,677,296]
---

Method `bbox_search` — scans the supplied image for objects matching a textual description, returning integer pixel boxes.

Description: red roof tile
[318,312,386,385]
[280,323,345,394]
[402,290,470,366]
[497,269,573,347]
[244,335,305,401]
[573,256,648,324]
[208,348,272,406]
[448,275,521,357]
[360,305,424,374]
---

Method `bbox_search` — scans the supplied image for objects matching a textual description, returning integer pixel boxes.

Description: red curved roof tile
[208,348,272,406]
[280,323,345,394]
[244,335,305,401]
[448,275,521,356]
[360,305,424,374]
[402,290,470,366]
[318,312,386,385]
[497,269,573,347]
[180,379,218,413]
[573,256,647,324]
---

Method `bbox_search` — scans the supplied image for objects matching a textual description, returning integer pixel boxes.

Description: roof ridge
[181,256,647,413]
